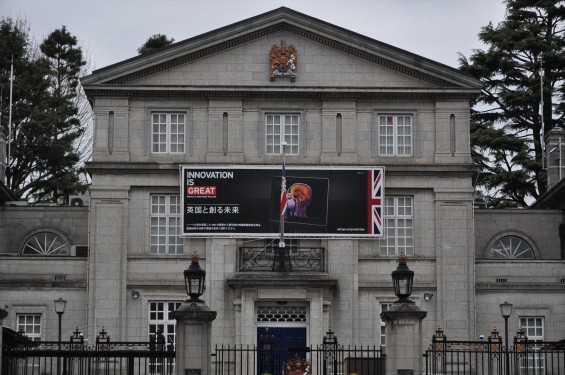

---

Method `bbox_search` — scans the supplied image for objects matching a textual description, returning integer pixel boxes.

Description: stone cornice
[84,86,479,102]
[226,273,338,289]
[475,283,565,291]
[86,162,477,177]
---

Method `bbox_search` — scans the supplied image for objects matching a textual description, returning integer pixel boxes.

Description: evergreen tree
[0,18,88,202]
[459,0,565,207]
[137,34,174,55]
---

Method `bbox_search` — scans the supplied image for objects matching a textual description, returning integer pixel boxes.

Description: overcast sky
[3,0,507,72]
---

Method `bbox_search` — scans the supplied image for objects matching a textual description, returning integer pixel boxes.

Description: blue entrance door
[257,327,307,375]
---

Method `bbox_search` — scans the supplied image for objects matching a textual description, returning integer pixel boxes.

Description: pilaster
[87,188,129,341]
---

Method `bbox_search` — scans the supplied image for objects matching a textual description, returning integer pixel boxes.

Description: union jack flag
[367,168,383,236]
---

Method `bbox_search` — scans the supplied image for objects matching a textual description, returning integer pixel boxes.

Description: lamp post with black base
[500,302,513,375]
[54,298,67,375]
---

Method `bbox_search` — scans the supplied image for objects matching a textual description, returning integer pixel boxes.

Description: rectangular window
[149,301,182,374]
[152,113,185,154]
[266,114,299,155]
[16,314,42,373]
[149,301,182,346]
[151,195,183,254]
[17,314,42,341]
[519,317,544,375]
[381,197,413,256]
[378,114,412,156]
[520,317,544,340]
[380,303,393,353]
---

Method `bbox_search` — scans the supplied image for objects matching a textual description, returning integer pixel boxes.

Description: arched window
[487,235,534,259]
[23,232,69,255]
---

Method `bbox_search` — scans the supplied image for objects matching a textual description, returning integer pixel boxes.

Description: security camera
[131,290,141,300]
[479,335,485,340]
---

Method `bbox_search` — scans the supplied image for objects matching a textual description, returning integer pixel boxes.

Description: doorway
[257,327,308,375]
[256,302,309,375]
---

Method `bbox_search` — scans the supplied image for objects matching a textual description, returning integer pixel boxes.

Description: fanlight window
[487,235,534,259]
[23,233,69,255]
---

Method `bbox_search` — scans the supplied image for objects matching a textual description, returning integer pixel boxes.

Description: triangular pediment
[82,7,481,97]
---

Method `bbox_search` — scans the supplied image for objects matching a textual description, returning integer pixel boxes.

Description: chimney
[0,127,5,183]
[545,126,565,189]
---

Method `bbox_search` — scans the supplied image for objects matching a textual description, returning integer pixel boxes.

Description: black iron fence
[239,247,325,272]
[424,326,565,375]
[2,328,175,375]
[211,344,384,375]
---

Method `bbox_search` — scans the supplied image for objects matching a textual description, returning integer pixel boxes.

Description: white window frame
[148,301,182,374]
[487,235,535,259]
[22,231,69,256]
[378,114,413,156]
[380,303,393,352]
[148,301,182,346]
[16,313,42,373]
[381,196,414,256]
[519,316,545,375]
[17,313,42,341]
[150,194,183,255]
[265,113,299,155]
[151,112,186,154]
[520,316,544,340]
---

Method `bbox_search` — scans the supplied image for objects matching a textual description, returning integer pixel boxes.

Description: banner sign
[180,166,384,238]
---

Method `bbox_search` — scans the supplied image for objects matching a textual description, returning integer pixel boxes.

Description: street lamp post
[54,298,67,375]
[500,301,513,375]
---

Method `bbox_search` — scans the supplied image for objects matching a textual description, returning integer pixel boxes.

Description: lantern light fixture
[184,252,206,303]
[391,253,414,304]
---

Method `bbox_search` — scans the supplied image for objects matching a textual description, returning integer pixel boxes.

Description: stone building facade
[1,7,564,365]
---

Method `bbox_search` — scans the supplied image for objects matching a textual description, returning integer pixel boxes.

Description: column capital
[172,301,217,322]
[380,302,427,322]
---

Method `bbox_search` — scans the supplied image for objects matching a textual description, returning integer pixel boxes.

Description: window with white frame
[150,195,183,254]
[519,317,544,375]
[22,232,69,255]
[487,235,535,259]
[378,114,412,156]
[520,317,544,341]
[17,314,42,341]
[380,303,393,353]
[381,197,413,256]
[149,301,182,346]
[152,113,185,154]
[149,301,181,374]
[266,114,299,155]
[16,314,42,373]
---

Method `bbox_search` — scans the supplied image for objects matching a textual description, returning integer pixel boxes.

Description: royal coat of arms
[270,40,297,81]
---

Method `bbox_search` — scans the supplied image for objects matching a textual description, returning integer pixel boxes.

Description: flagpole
[7,56,14,170]
[277,141,287,272]
[540,56,545,169]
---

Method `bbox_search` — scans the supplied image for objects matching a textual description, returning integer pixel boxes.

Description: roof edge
[82,7,481,89]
